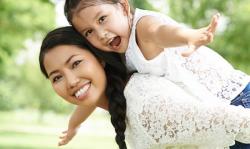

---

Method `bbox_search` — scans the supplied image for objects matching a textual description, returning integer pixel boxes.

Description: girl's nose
[97,30,108,41]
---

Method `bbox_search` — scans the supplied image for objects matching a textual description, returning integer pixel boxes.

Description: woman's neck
[97,94,109,111]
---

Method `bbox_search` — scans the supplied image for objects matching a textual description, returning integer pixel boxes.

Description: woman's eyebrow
[48,54,78,77]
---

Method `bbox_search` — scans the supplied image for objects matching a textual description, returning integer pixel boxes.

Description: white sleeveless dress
[125,8,250,103]
[124,73,250,149]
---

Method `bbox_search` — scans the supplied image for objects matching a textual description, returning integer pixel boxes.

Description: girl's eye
[52,75,62,83]
[72,60,82,69]
[85,30,92,37]
[98,16,106,24]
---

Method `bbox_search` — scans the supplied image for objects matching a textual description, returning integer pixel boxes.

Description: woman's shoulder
[124,73,171,95]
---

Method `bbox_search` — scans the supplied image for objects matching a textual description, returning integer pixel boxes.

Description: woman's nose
[66,72,80,89]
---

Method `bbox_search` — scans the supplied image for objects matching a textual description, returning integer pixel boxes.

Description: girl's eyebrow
[48,54,78,77]
[79,10,103,33]
[93,10,102,21]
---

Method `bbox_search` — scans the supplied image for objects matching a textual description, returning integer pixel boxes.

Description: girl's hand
[182,13,220,57]
[58,128,78,146]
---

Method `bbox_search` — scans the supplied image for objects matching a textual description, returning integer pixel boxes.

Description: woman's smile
[74,81,91,101]
[44,45,107,107]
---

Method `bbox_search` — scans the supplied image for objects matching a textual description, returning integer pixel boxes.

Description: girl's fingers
[207,13,220,33]
[208,32,213,42]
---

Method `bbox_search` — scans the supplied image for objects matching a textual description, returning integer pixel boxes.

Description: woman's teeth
[75,84,90,98]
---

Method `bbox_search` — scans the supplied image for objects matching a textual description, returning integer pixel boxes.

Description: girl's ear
[119,0,131,16]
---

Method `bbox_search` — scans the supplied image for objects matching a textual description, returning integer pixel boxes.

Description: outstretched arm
[58,105,96,146]
[136,13,219,59]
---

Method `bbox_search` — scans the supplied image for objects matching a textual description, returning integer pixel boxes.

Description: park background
[0,0,250,148]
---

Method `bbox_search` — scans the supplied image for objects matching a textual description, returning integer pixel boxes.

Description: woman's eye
[53,75,62,83]
[72,60,82,69]
[98,16,106,24]
[85,30,92,37]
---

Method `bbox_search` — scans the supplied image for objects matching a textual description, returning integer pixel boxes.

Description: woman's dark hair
[39,26,128,149]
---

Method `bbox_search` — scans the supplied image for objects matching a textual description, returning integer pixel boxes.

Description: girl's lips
[109,36,121,51]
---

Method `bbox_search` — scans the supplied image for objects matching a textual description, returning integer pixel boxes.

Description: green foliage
[0,0,55,75]
[166,0,250,73]
[0,0,73,114]
[0,80,17,110]
[2,53,73,113]
[130,0,156,10]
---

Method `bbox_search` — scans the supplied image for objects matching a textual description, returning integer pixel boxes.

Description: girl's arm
[136,13,219,59]
[58,105,96,146]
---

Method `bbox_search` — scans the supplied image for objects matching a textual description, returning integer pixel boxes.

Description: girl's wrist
[178,27,193,45]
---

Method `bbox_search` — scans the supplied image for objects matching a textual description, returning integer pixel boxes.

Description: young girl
[63,0,250,146]
[40,26,250,149]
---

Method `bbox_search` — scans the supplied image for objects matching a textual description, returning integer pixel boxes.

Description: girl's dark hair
[64,0,133,26]
[64,0,120,25]
[39,26,128,149]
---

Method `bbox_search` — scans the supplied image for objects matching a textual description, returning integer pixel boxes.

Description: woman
[39,26,250,149]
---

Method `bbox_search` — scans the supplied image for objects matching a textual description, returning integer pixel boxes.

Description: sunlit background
[0,0,250,149]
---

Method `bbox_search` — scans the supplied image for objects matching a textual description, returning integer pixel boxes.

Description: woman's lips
[74,83,91,101]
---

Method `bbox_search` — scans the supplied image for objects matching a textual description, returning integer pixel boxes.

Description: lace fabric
[124,74,250,149]
[180,46,250,101]
[125,8,250,103]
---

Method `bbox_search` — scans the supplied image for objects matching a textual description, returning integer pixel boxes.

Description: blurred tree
[166,0,250,73]
[0,0,55,76]
[0,0,70,116]
[2,49,73,117]
[130,0,156,10]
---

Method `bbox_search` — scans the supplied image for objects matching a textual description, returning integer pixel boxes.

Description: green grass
[0,110,117,149]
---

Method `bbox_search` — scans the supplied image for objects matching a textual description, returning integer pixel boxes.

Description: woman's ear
[100,60,106,68]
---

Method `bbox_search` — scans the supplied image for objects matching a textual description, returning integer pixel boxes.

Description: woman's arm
[58,105,96,146]
[126,74,250,146]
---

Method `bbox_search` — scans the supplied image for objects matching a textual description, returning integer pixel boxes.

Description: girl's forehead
[76,1,117,10]
[75,2,121,17]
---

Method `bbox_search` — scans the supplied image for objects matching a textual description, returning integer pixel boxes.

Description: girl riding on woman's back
[64,0,221,99]
[40,26,250,149]
[62,0,250,148]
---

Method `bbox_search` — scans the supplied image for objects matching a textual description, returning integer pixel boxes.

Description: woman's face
[43,45,107,107]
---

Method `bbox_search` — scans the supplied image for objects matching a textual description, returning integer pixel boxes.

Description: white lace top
[124,73,250,149]
[125,8,250,103]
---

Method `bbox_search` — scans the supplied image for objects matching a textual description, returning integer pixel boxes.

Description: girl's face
[72,2,131,53]
[44,45,107,107]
